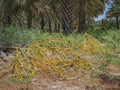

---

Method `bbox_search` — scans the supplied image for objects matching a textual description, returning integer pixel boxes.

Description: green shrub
[88,29,120,52]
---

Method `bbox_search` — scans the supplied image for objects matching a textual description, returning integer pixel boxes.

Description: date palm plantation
[0,0,120,90]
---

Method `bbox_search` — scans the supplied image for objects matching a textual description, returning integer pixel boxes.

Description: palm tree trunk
[116,16,119,30]
[61,0,74,35]
[54,20,57,32]
[27,9,33,28]
[49,18,52,33]
[57,23,60,33]
[40,12,45,32]
[4,15,12,27]
[78,2,86,33]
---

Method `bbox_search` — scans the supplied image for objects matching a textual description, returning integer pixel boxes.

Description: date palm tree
[77,0,109,33]
[16,0,41,28]
[107,1,120,30]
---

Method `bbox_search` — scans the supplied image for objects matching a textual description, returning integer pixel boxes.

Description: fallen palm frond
[0,34,115,82]
[80,33,115,54]
[12,41,91,81]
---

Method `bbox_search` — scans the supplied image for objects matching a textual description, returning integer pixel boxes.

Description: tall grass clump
[0,26,85,47]
[0,26,57,45]
[88,29,120,52]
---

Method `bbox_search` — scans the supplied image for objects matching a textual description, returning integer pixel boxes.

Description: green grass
[0,26,61,45]
[102,53,120,66]
[0,26,85,46]
[88,29,120,52]
[0,26,120,53]
[0,26,53,45]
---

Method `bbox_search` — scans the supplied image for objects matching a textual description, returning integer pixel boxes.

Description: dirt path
[0,49,120,90]
[0,72,120,90]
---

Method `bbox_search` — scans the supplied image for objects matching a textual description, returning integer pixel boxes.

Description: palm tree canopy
[107,1,120,18]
